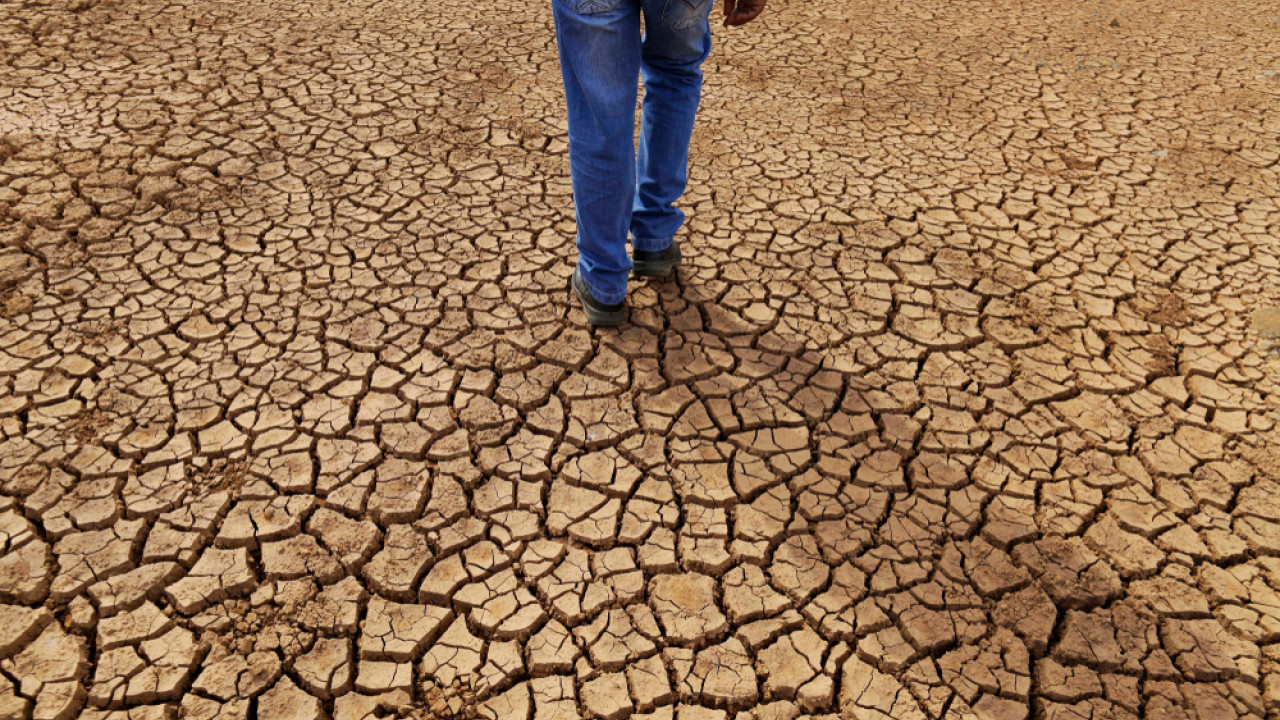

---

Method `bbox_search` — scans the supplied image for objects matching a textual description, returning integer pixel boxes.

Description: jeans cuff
[631,235,674,252]
[579,268,627,305]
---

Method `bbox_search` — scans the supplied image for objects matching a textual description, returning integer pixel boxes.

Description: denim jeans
[552,0,713,303]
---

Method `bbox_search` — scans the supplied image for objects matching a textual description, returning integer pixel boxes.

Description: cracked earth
[2,0,1280,719]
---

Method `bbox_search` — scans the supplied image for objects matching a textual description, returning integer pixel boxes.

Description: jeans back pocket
[661,0,709,31]
[558,0,624,14]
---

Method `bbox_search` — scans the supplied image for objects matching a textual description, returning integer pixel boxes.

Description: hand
[722,0,765,27]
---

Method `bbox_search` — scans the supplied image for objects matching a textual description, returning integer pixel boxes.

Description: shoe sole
[572,274,624,327]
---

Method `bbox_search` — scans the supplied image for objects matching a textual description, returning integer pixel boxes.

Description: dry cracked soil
[2,0,1280,719]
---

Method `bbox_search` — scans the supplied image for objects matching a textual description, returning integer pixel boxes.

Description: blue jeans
[552,0,713,303]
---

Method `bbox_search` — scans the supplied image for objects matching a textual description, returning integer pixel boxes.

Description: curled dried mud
[1,0,1279,719]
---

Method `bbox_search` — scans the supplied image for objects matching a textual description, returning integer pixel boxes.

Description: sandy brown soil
[1,0,1280,718]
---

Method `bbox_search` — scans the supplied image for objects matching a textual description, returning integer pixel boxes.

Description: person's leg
[630,0,713,253]
[551,0,642,306]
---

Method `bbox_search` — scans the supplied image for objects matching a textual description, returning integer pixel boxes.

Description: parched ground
[1,0,1280,718]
